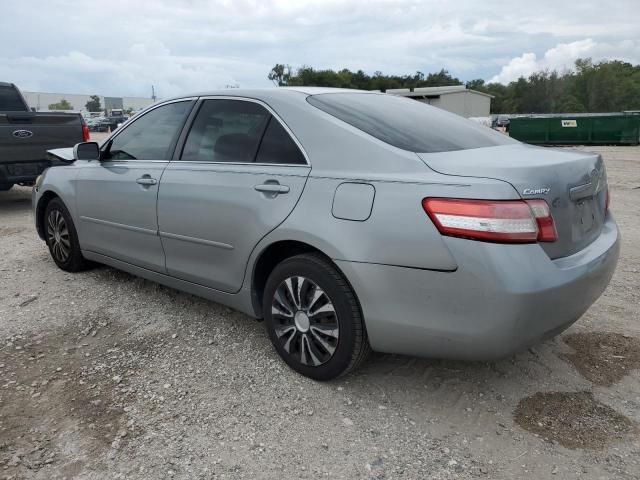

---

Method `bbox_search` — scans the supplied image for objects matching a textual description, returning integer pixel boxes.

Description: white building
[21,91,155,113]
[385,85,492,118]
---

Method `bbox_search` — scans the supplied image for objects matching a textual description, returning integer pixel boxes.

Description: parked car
[492,115,511,130]
[86,117,104,132]
[33,88,619,380]
[100,110,128,132]
[0,82,89,190]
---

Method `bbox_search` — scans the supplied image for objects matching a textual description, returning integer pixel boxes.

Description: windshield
[307,92,516,153]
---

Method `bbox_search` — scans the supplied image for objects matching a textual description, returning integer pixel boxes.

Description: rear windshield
[307,93,516,153]
[0,85,28,111]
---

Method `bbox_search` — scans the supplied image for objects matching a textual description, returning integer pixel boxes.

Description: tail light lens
[526,199,557,242]
[605,187,610,212]
[422,198,557,243]
[82,121,90,142]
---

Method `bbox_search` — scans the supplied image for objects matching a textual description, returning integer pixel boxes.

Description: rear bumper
[0,160,50,184]
[336,215,620,360]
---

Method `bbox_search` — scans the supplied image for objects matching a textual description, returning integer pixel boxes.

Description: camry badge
[522,187,550,195]
[12,129,33,139]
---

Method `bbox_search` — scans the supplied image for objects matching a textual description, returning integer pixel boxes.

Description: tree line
[48,95,138,115]
[268,59,640,114]
[47,95,102,111]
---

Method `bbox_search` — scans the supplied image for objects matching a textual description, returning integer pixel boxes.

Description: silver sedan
[33,88,619,380]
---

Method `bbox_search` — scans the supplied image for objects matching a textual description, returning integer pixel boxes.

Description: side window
[255,117,306,165]
[104,101,191,161]
[181,100,270,162]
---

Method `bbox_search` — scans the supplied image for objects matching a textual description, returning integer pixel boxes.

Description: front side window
[181,100,270,163]
[103,101,192,161]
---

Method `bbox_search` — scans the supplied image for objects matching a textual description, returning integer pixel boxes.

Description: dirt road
[1,146,639,479]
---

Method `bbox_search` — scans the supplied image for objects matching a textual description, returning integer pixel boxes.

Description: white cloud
[1,0,639,96]
[490,39,640,84]
[0,45,272,98]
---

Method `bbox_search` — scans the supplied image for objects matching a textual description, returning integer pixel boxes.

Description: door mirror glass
[73,142,101,161]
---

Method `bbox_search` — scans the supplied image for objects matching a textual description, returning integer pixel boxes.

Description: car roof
[160,86,380,104]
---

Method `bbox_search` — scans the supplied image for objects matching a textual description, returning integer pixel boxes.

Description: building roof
[385,85,494,99]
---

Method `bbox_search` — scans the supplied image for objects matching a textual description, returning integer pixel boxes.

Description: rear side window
[0,85,28,111]
[181,99,306,165]
[255,117,306,165]
[307,93,516,153]
[181,100,270,163]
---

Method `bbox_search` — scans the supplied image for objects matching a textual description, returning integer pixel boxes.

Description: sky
[1,0,638,98]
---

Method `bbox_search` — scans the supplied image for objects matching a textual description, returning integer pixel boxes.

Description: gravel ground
[1,146,639,479]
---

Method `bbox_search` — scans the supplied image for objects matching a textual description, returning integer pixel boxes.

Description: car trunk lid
[417,144,608,259]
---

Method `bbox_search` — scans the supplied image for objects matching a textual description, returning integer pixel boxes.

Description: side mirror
[73,142,101,161]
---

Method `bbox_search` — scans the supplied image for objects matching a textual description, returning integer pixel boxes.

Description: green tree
[269,59,640,114]
[268,64,292,86]
[486,58,640,113]
[423,69,462,87]
[270,64,462,91]
[466,78,487,92]
[48,99,73,110]
[556,94,586,112]
[85,95,101,112]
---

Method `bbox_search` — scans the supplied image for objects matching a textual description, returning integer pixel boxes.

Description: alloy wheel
[46,209,71,263]
[271,276,340,366]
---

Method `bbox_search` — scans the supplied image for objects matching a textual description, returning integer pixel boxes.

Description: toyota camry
[33,88,619,380]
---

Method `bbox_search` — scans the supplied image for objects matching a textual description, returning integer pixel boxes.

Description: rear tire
[44,198,90,272]
[263,253,370,380]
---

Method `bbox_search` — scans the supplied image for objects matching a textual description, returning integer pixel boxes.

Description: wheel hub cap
[46,209,71,263]
[294,311,310,332]
[271,276,340,366]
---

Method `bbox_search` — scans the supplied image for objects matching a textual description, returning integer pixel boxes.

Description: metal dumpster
[509,113,640,146]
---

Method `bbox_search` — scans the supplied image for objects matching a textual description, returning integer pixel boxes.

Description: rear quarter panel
[248,95,522,273]
[253,171,520,273]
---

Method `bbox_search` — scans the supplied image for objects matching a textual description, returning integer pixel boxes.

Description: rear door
[158,97,310,293]
[76,99,194,271]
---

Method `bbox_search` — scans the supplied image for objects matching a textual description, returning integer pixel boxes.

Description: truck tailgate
[0,112,83,163]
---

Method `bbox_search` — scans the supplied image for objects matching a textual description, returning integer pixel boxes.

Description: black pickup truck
[0,82,89,190]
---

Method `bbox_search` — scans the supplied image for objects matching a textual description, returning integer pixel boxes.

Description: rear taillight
[422,198,557,244]
[605,187,610,212]
[82,122,90,142]
[525,199,557,242]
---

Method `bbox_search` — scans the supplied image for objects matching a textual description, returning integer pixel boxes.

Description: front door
[76,100,194,272]
[158,98,310,293]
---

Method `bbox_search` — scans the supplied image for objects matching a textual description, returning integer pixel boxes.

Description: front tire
[44,198,90,272]
[263,253,370,380]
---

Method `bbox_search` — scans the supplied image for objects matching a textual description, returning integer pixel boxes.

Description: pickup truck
[101,109,128,132]
[0,82,89,190]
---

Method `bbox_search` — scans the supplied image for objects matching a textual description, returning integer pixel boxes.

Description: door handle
[136,176,157,186]
[254,183,290,194]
